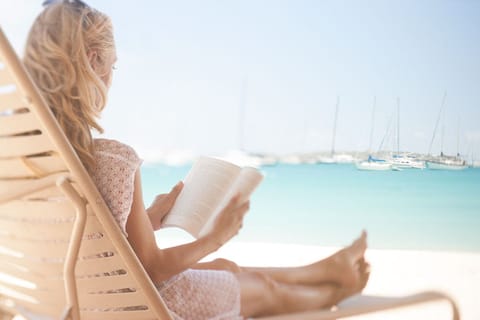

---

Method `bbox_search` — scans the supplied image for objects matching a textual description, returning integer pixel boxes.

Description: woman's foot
[307,230,368,288]
[334,259,371,304]
[328,230,368,287]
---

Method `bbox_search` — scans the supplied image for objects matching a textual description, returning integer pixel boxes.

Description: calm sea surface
[141,163,480,252]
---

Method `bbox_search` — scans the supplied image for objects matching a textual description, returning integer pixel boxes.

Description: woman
[24,1,369,319]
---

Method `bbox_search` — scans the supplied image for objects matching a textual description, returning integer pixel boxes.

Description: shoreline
[159,239,479,320]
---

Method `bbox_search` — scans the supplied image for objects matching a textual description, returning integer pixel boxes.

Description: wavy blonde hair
[23,2,115,171]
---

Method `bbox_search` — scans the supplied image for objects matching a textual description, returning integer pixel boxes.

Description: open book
[162,156,264,238]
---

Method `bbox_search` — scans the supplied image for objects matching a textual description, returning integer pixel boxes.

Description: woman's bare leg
[237,262,370,318]
[241,231,368,287]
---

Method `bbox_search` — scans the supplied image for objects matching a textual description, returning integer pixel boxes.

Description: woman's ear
[87,50,99,71]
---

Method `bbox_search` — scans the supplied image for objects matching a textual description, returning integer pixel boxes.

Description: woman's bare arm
[126,170,248,284]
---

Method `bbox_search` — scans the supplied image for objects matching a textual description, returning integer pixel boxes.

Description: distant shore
[141,148,480,168]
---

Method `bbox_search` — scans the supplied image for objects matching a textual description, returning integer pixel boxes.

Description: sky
[1,0,480,161]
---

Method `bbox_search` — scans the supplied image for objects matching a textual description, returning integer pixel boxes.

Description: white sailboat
[386,98,425,169]
[356,162,393,170]
[427,157,467,170]
[426,94,467,170]
[389,155,426,169]
[356,97,394,171]
[356,155,393,171]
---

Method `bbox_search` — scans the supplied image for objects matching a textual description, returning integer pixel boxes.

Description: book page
[162,157,241,238]
[199,167,264,237]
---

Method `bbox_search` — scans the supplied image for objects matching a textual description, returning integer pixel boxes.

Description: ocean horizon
[142,163,480,253]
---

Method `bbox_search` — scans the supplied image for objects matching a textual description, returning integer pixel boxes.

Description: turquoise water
[141,163,480,252]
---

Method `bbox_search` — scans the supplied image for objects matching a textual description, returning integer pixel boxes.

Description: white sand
[199,241,480,320]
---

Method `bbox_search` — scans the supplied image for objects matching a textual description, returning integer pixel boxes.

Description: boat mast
[428,91,447,155]
[441,124,445,156]
[378,109,394,153]
[238,78,247,152]
[457,116,460,157]
[397,97,400,155]
[331,96,339,157]
[368,96,376,154]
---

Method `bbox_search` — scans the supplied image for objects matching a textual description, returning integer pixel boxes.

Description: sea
[141,163,480,253]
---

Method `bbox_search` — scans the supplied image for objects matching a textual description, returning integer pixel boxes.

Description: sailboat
[227,78,273,167]
[386,98,425,169]
[427,156,467,170]
[356,155,393,171]
[356,97,394,171]
[317,96,339,164]
[426,93,467,170]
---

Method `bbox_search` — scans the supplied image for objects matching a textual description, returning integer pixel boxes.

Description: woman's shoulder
[93,138,141,168]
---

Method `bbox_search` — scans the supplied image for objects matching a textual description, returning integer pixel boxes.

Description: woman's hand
[147,181,184,230]
[206,194,250,247]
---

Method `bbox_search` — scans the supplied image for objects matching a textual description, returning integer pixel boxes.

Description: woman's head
[23,0,116,171]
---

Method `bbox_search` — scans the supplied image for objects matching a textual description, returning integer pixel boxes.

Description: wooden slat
[0,91,25,113]
[0,283,63,306]
[0,265,46,289]
[6,299,60,318]
[76,252,127,277]
[34,272,136,293]
[0,260,35,276]
[79,291,147,309]
[0,262,138,294]
[0,234,117,259]
[0,154,67,179]
[0,264,140,296]
[0,219,73,240]
[6,252,129,279]
[0,249,128,279]
[0,299,156,320]
[0,69,12,86]
[0,112,41,136]
[81,309,156,320]
[0,186,66,201]
[0,200,77,220]
[0,236,69,258]
[0,134,54,158]
[0,289,152,315]
[0,260,62,279]
[77,273,140,297]
[0,282,150,320]
[0,280,63,315]
[0,216,104,241]
[78,236,121,256]
[0,179,82,200]
[0,254,63,272]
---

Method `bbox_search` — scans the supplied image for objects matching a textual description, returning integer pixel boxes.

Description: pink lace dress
[91,139,242,320]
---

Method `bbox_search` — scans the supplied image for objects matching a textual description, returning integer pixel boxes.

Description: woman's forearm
[148,234,221,284]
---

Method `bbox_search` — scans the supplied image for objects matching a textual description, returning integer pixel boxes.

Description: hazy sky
[1,0,479,161]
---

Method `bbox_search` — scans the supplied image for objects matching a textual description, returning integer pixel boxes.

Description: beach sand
[199,241,479,320]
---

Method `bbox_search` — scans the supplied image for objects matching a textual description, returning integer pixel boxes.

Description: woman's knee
[237,271,285,317]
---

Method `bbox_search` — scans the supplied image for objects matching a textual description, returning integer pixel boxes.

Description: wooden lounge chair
[0,27,460,320]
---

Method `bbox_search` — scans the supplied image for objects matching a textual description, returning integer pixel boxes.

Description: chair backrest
[0,27,173,320]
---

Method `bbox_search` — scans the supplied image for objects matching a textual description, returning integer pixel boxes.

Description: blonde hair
[23,2,115,171]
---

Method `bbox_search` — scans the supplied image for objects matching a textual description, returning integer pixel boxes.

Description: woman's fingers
[162,181,184,208]
[210,195,251,245]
